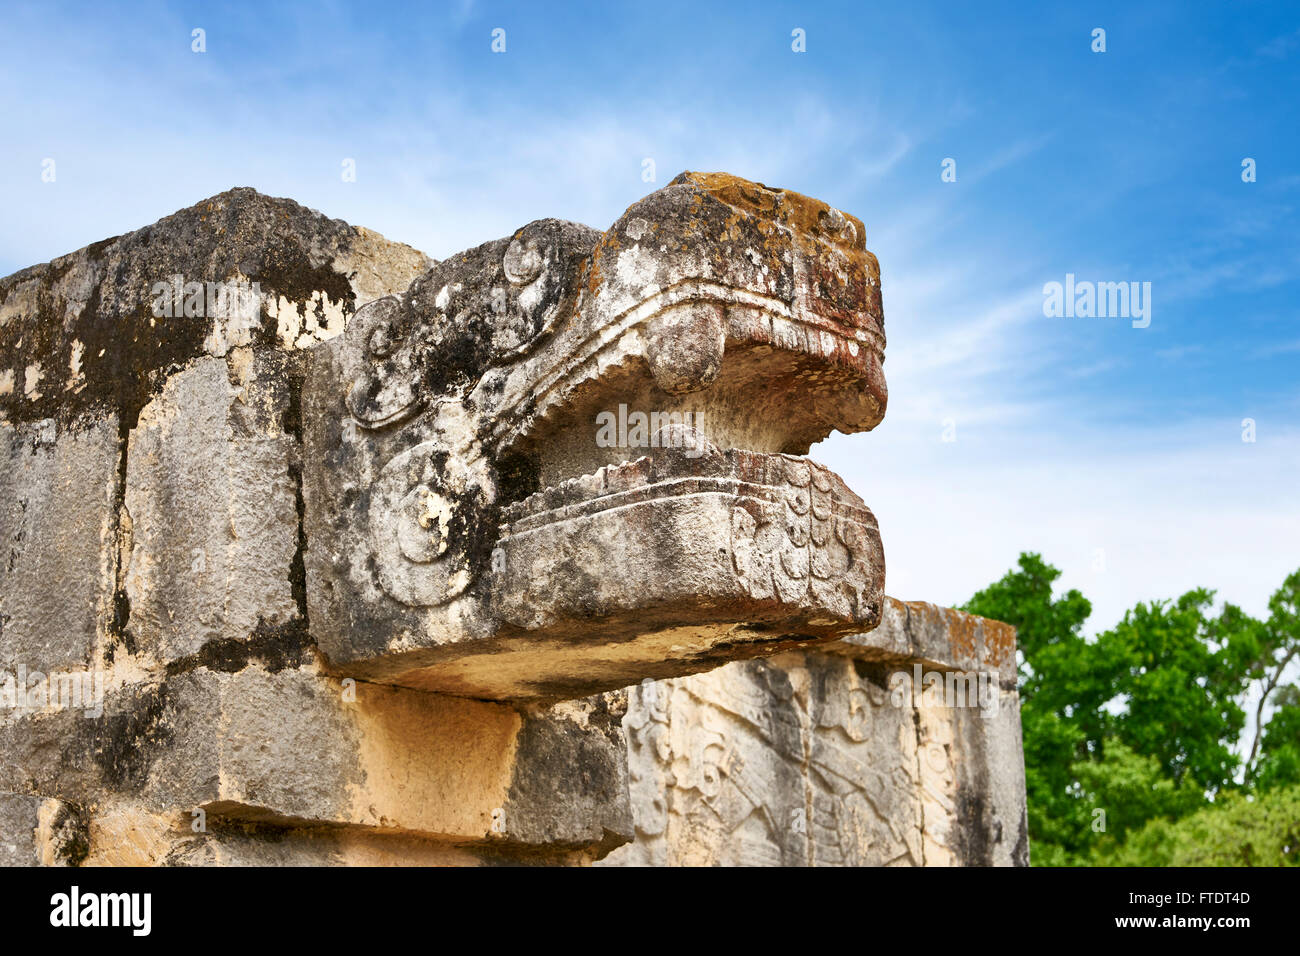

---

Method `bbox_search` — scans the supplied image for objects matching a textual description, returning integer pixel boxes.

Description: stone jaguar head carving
[302,172,887,700]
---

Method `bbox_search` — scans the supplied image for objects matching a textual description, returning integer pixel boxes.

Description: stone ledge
[0,663,631,857]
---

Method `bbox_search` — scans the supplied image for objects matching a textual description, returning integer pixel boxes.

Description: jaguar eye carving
[369,441,494,607]
[503,237,544,285]
[344,296,425,430]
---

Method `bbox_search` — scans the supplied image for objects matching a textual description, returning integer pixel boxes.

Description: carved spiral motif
[345,296,425,430]
[369,441,492,607]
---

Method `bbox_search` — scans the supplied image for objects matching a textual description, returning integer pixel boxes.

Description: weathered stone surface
[0,661,630,856]
[600,653,921,866]
[123,354,300,662]
[0,792,88,866]
[0,792,42,865]
[913,680,1027,866]
[0,417,120,674]
[601,598,1028,867]
[40,797,598,866]
[0,189,429,678]
[302,172,888,699]
[155,825,487,867]
[0,188,431,432]
[152,821,599,866]
[826,596,1020,686]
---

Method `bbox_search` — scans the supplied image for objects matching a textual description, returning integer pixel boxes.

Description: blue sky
[2,0,1298,636]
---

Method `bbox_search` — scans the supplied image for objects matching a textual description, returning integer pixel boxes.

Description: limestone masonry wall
[0,178,1027,866]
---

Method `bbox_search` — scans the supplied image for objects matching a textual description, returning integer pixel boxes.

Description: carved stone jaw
[473,441,884,699]
[301,172,889,701]
[477,171,887,486]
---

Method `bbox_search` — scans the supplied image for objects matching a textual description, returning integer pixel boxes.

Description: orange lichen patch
[902,599,933,623]
[583,240,610,298]
[587,173,881,347]
[902,600,978,664]
[673,172,881,337]
[900,599,1019,672]
[947,608,979,663]
[983,619,1017,668]
[674,171,867,252]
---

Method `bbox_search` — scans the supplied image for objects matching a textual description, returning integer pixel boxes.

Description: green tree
[1254,685,1300,791]
[1246,569,1300,789]
[963,552,1269,865]
[1106,785,1300,867]
[1073,739,1203,854]
[963,553,1095,862]
[1090,591,1249,795]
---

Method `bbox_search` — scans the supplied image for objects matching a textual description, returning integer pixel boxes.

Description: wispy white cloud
[1252,338,1300,358]
[1154,344,1206,361]
[964,132,1056,184]
[817,415,1300,635]
[1257,26,1300,59]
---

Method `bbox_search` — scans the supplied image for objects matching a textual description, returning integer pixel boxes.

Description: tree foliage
[1106,786,1300,867]
[963,553,1300,866]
